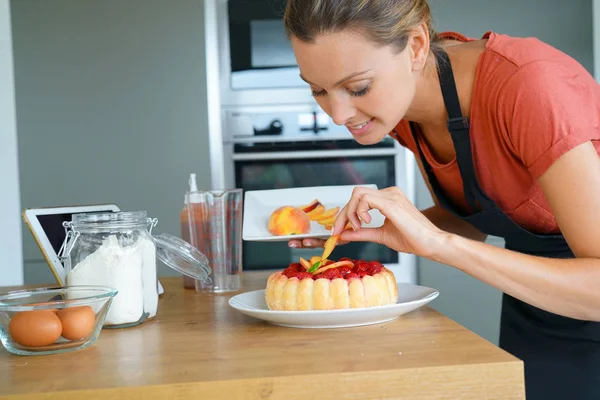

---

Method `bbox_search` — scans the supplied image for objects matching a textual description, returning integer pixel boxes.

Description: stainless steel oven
[220,105,418,284]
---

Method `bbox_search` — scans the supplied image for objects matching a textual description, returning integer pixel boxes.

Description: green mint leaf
[308,261,321,273]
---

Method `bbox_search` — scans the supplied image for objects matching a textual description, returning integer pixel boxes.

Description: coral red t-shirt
[391,31,600,234]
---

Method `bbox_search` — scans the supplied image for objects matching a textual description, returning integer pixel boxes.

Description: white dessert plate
[242,184,385,242]
[228,282,439,329]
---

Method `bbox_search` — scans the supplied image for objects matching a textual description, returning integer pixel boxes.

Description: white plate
[242,184,385,242]
[228,283,440,329]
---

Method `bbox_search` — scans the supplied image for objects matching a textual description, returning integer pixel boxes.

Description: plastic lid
[153,233,212,284]
[185,173,203,204]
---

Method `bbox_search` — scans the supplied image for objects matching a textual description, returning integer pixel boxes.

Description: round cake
[265,258,398,311]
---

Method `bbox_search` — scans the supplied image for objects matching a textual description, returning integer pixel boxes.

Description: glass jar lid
[71,211,149,231]
[153,233,212,284]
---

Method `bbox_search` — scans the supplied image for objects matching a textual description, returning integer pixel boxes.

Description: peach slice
[321,235,340,261]
[317,222,353,261]
[316,216,337,226]
[306,234,342,274]
[268,206,311,236]
[305,205,326,220]
[313,260,355,275]
[299,257,311,270]
[314,207,340,222]
[309,255,322,266]
[300,199,322,213]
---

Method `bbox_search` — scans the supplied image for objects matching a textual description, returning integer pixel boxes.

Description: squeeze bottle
[180,173,201,289]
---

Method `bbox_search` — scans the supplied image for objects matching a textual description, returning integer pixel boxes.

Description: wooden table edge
[2,360,525,400]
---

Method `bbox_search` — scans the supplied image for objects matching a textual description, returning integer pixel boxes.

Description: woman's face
[291,29,423,145]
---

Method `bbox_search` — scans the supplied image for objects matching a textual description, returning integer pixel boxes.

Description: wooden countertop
[0,273,525,399]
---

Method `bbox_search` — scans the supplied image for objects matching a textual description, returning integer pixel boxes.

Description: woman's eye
[310,84,370,98]
[311,88,326,97]
[350,85,371,97]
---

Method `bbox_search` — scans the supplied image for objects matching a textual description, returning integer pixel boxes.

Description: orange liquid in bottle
[180,203,198,289]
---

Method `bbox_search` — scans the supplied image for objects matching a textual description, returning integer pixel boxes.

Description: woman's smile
[346,117,375,136]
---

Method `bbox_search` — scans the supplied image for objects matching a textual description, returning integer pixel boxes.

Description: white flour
[66,234,158,326]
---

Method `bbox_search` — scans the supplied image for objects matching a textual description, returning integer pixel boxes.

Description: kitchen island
[0,272,525,399]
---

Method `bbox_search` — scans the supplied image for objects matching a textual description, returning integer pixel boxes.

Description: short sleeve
[389,120,414,151]
[501,60,600,179]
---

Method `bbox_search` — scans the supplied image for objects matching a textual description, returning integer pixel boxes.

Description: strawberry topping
[354,263,368,274]
[321,268,343,280]
[294,272,313,280]
[283,267,297,278]
[284,259,385,280]
[289,262,303,271]
[368,264,383,275]
[345,272,360,280]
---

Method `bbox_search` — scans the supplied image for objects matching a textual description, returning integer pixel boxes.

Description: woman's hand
[331,186,447,258]
[288,237,349,248]
[288,237,324,248]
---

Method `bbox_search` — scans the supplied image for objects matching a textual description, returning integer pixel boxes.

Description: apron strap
[435,50,495,211]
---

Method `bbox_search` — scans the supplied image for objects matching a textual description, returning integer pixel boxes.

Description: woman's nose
[329,97,357,126]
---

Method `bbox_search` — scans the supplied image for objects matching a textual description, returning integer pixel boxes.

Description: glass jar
[60,211,211,329]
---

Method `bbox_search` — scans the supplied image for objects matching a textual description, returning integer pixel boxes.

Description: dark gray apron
[402,49,600,399]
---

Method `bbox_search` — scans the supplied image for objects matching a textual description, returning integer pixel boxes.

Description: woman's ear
[409,22,430,71]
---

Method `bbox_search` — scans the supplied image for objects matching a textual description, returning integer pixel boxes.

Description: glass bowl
[0,285,117,356]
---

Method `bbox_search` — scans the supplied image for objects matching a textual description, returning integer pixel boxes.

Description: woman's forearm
[432,232,600,321]
[421,205,487,242]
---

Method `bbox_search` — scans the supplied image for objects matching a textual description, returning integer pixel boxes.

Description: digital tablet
[22,204,165,294]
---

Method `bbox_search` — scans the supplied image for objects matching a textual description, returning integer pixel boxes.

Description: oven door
[234,147,399,271]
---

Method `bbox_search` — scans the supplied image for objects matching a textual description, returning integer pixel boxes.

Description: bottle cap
[185,173,203,204]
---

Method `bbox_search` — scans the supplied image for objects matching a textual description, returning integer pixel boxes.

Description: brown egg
[9,310,62,347]
[57,306,95,341]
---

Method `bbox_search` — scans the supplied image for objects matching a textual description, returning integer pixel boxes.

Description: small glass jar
[60,211,211,329]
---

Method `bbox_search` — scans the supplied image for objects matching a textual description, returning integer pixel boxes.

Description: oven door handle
[232,148,397,161]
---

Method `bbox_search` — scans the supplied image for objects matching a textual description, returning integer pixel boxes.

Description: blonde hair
[283,0,442,55]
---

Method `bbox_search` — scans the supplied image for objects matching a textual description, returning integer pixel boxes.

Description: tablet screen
[36,211,117,261]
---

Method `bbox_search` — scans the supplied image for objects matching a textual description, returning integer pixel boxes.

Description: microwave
[216,0,317,106]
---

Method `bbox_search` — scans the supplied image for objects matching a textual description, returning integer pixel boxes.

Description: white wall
[0,0,23,287]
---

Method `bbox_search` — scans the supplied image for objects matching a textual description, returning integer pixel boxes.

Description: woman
[284,1,600,399]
